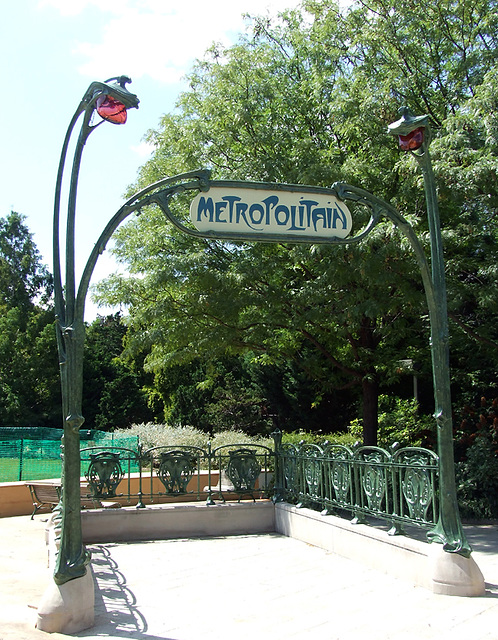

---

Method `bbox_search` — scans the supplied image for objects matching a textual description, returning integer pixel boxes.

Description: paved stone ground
[1,514,497,640]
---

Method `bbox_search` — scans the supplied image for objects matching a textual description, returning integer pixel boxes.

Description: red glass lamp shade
[398,126,425,151]
[96,94,127,124]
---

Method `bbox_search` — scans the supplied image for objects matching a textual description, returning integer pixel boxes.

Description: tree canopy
[0,211,53,315]
[83,313,154,430]
[0,212,59,425]
[95,0,498,442]
[0,213,154,430]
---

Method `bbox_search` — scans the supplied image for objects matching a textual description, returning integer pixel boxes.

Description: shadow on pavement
[464,524,498,556]
[73,545,173,640]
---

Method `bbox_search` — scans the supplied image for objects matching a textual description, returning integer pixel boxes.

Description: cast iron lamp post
[52,76,139,585]
[388,108,470,555]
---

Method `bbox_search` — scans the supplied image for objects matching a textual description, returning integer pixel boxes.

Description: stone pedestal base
[36,569,95,634]
[430,546,485,596]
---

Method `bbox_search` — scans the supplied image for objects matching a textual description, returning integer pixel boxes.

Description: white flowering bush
[114,423,273,452]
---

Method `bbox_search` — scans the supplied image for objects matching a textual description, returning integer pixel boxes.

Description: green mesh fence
[80,436,141,476]
[0,432,140,482]
[0,440,23,482]
[0,427,63,441]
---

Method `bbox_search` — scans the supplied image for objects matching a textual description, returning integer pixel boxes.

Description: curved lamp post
[387,108,469,555]
[52,76,139,585]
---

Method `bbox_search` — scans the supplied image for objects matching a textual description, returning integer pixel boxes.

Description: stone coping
[79,500,485,597]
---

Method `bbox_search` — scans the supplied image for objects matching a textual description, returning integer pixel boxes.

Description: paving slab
[0,514,497,640]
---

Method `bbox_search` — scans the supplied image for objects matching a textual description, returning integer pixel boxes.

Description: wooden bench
[26,482,61,519]
[26,481,120,519]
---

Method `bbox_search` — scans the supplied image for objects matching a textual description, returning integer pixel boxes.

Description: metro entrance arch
[44,77,478,631]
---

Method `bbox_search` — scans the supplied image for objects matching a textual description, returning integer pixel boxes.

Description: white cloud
[76,8,190,83]
[131,140,156,158]
[37,0,119,16]
[41,0,300,84]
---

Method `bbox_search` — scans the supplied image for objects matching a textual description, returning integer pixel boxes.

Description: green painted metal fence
[273,440,439,535]
[77,439,438,538]
[0,433,139,482]
[79,443,274,506]
[2,428,441,541]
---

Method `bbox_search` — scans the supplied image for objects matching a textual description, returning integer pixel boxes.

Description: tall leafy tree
[83,313,154,430]
[0,212,59,426]
[0,212,53,316]
[430,66,498,399]
[96,0,498,443]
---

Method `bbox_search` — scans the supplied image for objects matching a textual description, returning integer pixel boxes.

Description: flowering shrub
[114,423,273,451]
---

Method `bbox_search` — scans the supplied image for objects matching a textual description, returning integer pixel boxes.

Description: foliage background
[1,0,497,516]
[94,0,498,445]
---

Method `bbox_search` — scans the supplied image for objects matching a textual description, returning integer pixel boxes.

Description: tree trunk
[358,315,380,446]
[362,375,379,446]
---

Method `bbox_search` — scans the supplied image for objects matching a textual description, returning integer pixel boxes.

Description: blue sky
[1,0,299,319]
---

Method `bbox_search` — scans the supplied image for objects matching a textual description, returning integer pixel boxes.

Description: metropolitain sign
[190,185,352,240]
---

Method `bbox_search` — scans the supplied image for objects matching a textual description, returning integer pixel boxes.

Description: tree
[430,66,498,402]
[100,215,428,443]
[95,0,498,443]
[0,212,59,426]
[83,314,154,430]
[0,212,53,316]
[144,352,349,435]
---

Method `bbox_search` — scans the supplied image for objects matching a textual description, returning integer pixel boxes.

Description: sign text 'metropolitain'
[190,186,352,239]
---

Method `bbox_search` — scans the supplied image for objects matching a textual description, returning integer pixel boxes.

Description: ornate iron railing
[78,437,439,538]
[79,443,274,507]
[273,441,439,535]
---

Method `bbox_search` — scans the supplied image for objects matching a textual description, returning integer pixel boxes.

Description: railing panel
[75,435,439,543]
[392,447,439,528]
[276,443,299,504]
[322,444,354,514]
[142,445,209,503]
[85,451,124,498]
[352,446,391,522]
[273,440,439,537]
[210,443,273,503]
[80,446,141,504]
[294,444,324,509]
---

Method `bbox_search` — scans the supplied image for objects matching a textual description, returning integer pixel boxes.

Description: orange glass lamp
[96,94,128,123]
[388,108,429,152]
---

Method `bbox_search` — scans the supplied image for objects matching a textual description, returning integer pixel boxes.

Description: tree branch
[449,312,498,351]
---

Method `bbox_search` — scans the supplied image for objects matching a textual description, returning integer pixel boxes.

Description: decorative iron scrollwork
[85,451,123,498]
[355,448,389,512]
[225,448,261,499]
[363,464,385,511]
[302,444,322,499]
[324,445,353,505]
[394,448,438,522]
[331,460,351,503]
[401,467,432,520]
[282,444,297,485]
[157,450,197,494]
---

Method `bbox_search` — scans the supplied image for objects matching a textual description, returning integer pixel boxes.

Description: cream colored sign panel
[190,187,352,239]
